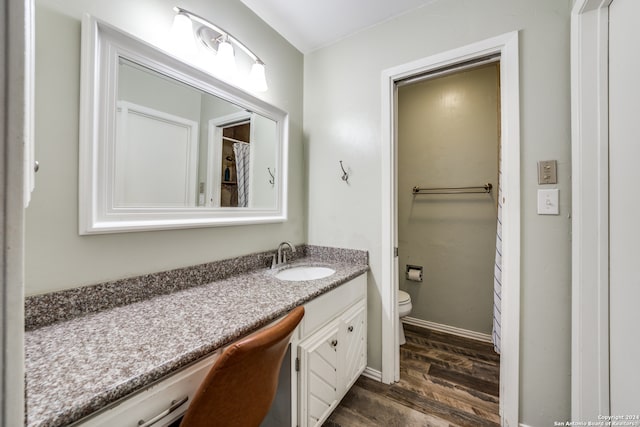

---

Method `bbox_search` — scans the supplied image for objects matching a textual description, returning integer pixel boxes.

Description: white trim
[361,367,382,382]
[381,31,520,427]
[401,318,493,344]
[570,0,611,420]
[2,0,29,425]
[380,58,399,386]
[23,0,34,208]
[497,32,521,427]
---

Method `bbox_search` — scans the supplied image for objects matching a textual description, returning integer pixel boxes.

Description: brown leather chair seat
[180,306,304,427]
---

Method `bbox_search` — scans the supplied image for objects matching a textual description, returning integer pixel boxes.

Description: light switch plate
[538,160,558,184]
[537,189,559,215]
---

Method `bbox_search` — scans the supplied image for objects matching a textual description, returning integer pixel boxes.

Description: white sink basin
[275,266,336,281]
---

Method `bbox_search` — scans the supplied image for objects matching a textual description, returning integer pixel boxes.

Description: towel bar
[412,183,492,195]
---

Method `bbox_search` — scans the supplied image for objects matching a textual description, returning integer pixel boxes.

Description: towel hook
[339,161,349,183]
[267,167,275,185]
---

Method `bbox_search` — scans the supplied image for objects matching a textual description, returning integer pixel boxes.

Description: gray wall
[303,0,572,425]
[27,0,304,295]
[398,64,499,335]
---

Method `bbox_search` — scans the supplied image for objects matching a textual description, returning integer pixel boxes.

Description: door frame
[1,0,30,425]
[380,31,520,426]
[570,0,612,420]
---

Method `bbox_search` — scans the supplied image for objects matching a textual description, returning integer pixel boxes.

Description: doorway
[220,120,251,207]
[206,111,252,207]
[381,32,520,426]
[396,61,500,342]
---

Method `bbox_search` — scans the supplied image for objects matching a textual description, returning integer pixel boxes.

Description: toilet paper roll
[407,268,422,282]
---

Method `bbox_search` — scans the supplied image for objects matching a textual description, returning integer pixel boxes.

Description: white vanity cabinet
[297,273,367,427]
[71,272,367,427]
[74,351,221,427]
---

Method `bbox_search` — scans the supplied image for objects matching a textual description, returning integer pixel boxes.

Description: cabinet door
[341,301,366,391]
[298,323,340,427]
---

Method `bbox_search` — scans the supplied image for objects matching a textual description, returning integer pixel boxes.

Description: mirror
[79,15,288,234]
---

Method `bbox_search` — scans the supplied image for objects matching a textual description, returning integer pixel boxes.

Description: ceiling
[239,0,439,54]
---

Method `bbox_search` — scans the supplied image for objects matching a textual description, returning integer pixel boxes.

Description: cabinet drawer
[74,351,220,427]
[301,274,366,338]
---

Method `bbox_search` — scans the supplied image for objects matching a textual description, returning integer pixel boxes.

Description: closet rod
[412,183,493,195]
[222,136,249,145]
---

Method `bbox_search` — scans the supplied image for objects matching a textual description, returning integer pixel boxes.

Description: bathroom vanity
[24,247,368,427]
[24,16,369,427]
[297,274,367,427]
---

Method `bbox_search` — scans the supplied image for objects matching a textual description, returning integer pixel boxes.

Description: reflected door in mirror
[220,121,250,207]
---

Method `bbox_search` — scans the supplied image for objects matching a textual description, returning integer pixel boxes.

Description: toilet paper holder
[405,265,423,282]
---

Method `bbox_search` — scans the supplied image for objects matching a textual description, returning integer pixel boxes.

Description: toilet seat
[398,290,411,305]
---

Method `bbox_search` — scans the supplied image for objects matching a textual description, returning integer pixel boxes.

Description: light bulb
[249,61,268,92]
[170,13,197,60]
[216,39,236,78]
[197,41,217,70]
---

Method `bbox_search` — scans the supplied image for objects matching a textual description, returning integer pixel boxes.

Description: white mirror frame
[79,15,288,234]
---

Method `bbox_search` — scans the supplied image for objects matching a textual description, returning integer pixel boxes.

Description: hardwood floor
[323,324,500,427]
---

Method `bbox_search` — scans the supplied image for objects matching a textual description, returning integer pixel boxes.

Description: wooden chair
[180,306,304,427]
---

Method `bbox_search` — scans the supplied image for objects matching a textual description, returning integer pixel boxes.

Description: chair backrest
[180,306,305,427]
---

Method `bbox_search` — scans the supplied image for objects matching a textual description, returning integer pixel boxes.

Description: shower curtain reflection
[233,142,250,207]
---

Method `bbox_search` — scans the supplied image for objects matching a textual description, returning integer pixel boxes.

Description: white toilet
[398,290,413,345]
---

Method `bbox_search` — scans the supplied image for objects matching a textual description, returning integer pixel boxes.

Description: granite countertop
[25,252,368,427]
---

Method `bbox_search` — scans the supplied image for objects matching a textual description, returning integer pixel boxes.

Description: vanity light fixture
[171,6,268,92]
[169,11,197,60]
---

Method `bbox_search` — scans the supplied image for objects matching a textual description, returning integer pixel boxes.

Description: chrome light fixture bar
[172,6,267,91]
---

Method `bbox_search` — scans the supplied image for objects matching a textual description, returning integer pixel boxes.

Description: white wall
[27,0,304,294]
[304,0,571,425]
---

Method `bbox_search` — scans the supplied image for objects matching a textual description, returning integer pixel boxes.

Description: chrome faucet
[272,241,296,268]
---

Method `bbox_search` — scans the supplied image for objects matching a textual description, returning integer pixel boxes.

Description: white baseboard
[402,317,493,344]
[361,366,382,382]
[519,424,533,427]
